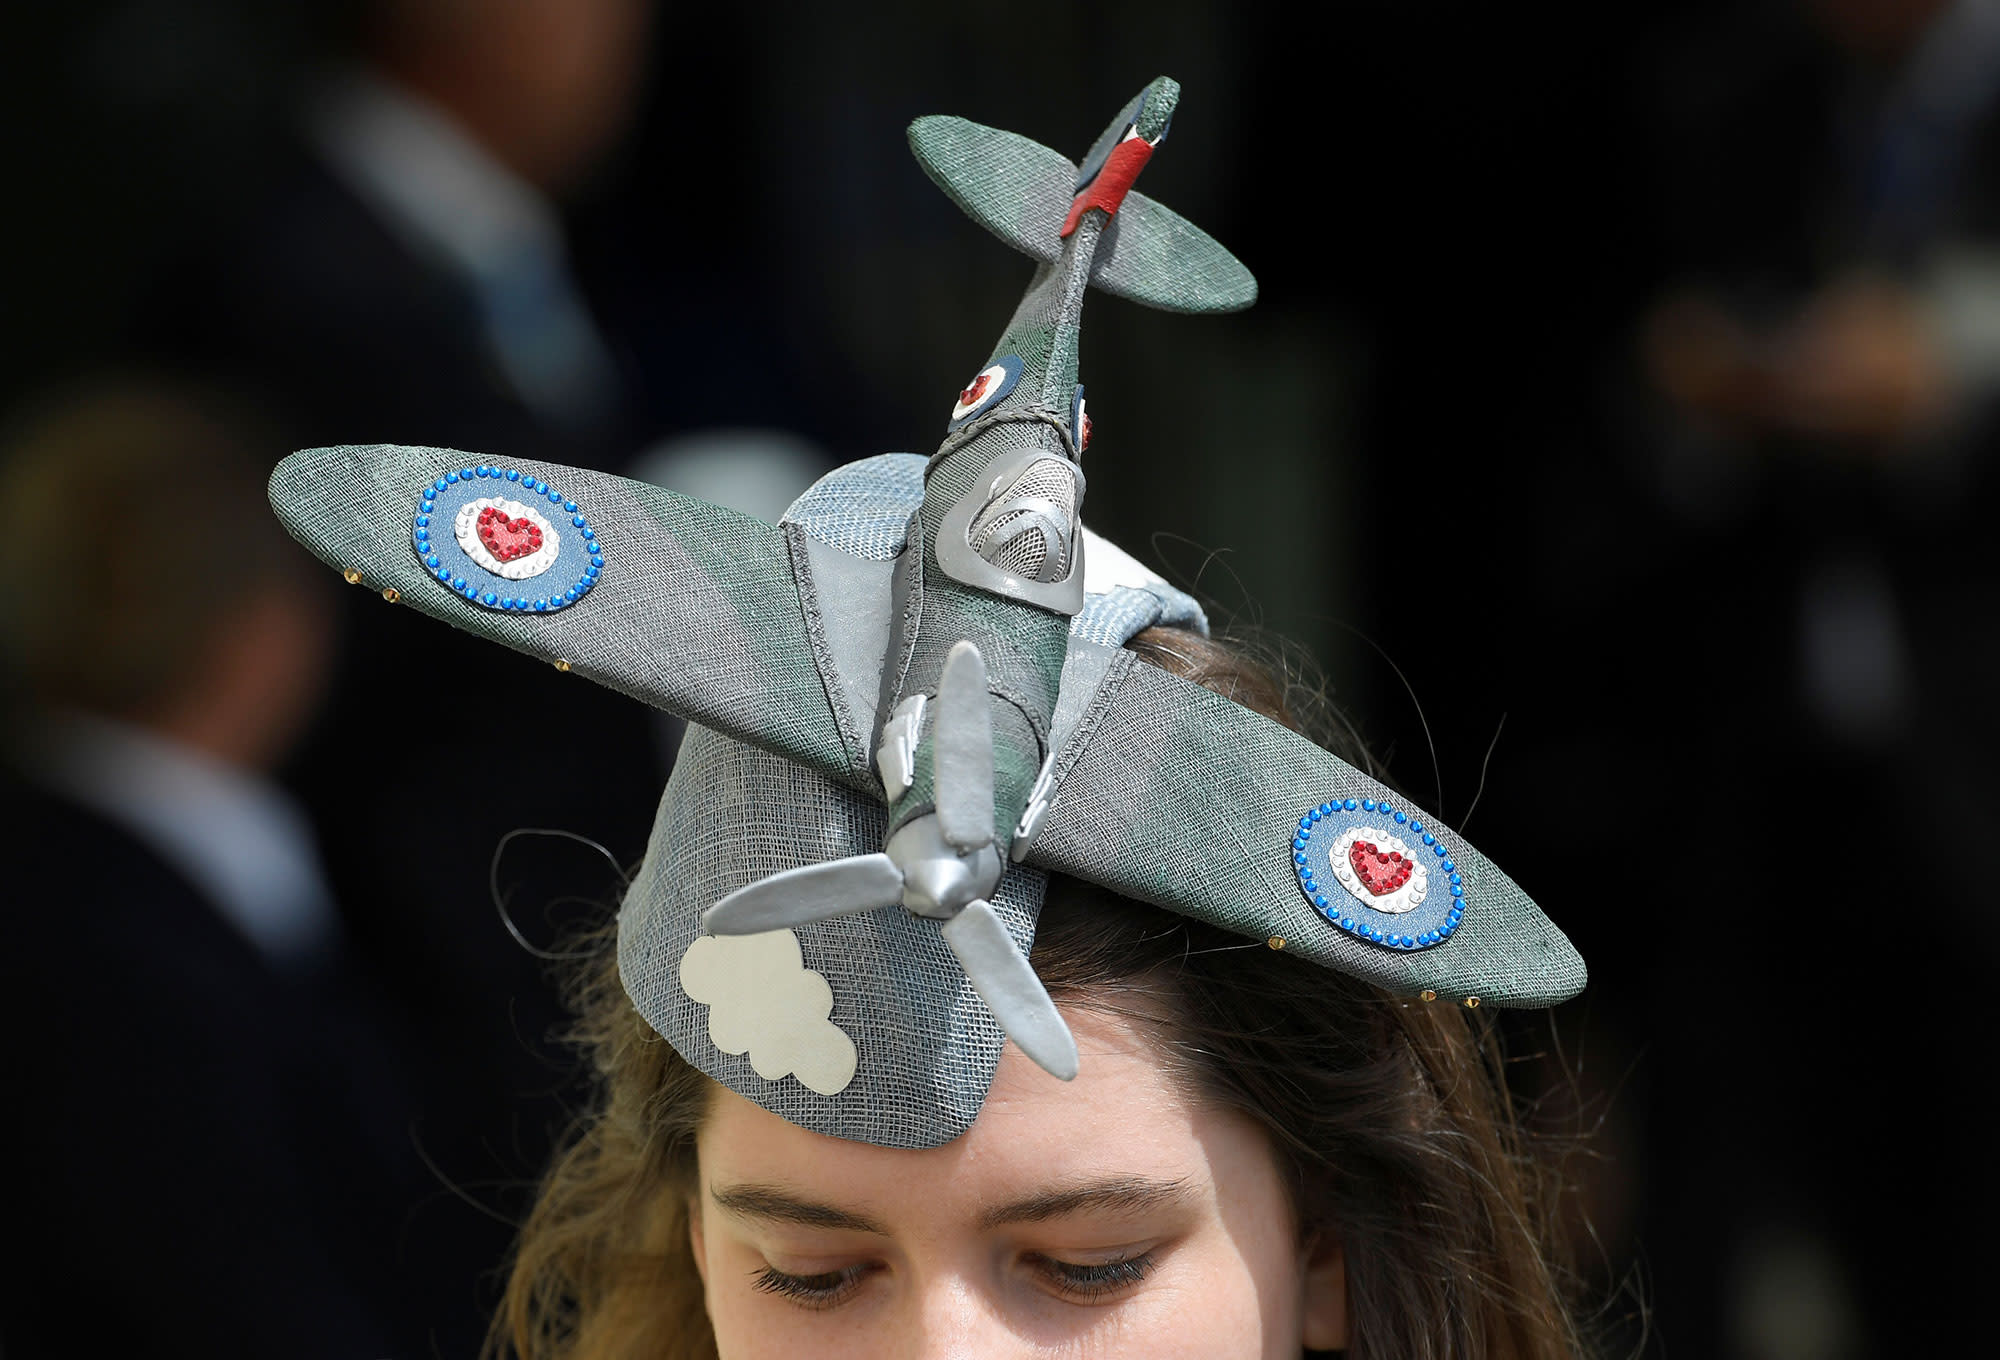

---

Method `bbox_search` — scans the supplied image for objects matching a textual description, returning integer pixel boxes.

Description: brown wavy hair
[492,627,1588,1359]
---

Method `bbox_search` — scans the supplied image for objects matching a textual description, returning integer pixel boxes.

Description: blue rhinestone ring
[411,466,604,613]
[1290,797,1464,951]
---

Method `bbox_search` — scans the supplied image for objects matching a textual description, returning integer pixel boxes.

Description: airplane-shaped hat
[269,78,1584,1149]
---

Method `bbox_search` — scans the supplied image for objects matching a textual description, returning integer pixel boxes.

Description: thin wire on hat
[1317,613,1443,816]
[1460,712,1508,833]
[490,826,632,961]
[1145,527,1385,785]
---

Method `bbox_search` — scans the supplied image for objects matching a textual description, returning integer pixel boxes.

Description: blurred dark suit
[131,75,669,1309]
[147,77,633,460]
[0,775,452,1357]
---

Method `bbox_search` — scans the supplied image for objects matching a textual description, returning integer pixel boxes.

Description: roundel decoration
[1289,797,1465,951]
[1069,384,1092,453]
[948,354,1023,429]
[411,464,604,613]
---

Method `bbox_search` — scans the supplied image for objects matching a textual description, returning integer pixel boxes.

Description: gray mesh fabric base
[621,724,1045,1149]
[616,455,1204,1148]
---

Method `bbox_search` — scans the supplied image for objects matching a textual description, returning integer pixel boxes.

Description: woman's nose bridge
[901,1267,1021,1360]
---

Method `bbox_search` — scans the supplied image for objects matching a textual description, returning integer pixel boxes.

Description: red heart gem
[479,510,544,563]
[958,373,992,408]
[1348,841,1413,896]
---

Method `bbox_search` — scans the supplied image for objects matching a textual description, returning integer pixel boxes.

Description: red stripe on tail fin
[1061,137,1155,238]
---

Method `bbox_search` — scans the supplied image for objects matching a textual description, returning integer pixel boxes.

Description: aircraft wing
[1022,650,1586,1008]
[268,444,856,786]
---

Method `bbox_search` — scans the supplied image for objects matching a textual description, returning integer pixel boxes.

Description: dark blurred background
[2,0,1993,1355]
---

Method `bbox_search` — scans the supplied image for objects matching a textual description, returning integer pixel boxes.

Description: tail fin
[908,100,1256,316]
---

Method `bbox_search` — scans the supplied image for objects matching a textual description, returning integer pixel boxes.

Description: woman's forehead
[696,1008,1248,1223]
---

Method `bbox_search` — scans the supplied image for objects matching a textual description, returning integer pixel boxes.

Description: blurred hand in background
[1643,275,1951,446]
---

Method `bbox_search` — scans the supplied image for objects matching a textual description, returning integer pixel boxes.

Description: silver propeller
[699,638,1078,1080]
[941,899,1078,1080]
[702,854,904,935]
[933,640,996,852]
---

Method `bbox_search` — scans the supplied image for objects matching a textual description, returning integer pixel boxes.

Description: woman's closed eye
[751,1262,874,1309]
[1031,1250,1158,1302]
[748,1250,1160,1312]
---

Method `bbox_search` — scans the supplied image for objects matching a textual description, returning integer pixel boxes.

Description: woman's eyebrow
[709,1183,888,1234]
[977,1175,1195,1229]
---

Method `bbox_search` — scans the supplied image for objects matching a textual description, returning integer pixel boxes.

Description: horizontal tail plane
[908,81,1256,316]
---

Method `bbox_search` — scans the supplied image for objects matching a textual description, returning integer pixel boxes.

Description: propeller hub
[887,815,1001,920]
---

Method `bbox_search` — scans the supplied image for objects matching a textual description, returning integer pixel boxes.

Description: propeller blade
[934,640,996,852]
[941,899,1078,1081]
[703,854,905,935]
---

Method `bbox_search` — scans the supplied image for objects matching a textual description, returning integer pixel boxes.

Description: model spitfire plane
[269,78,1581,1090]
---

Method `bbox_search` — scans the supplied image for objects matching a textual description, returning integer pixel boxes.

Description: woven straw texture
[908,117,1256,315]
[1024,656,1587,1006]
[784,453,925,561]
[268,444,853,781]
[621,723,1046,1148]
[786,453,1205,649]
[615,456,1225,1146]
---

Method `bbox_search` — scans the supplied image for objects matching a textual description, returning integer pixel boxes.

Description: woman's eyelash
[1037,1252,1158,1299]
[751,1253,1157,1308]
[751,1264,868,1309]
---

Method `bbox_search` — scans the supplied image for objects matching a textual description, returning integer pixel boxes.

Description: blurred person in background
[1641,0,2000,743]
[147,0,657,456]
[0,377,491,1356]
[123,0,806,1287]
[1626,0,2000,1352]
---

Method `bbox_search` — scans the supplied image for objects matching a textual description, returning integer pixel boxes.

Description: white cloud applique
[678,929,858,1096]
